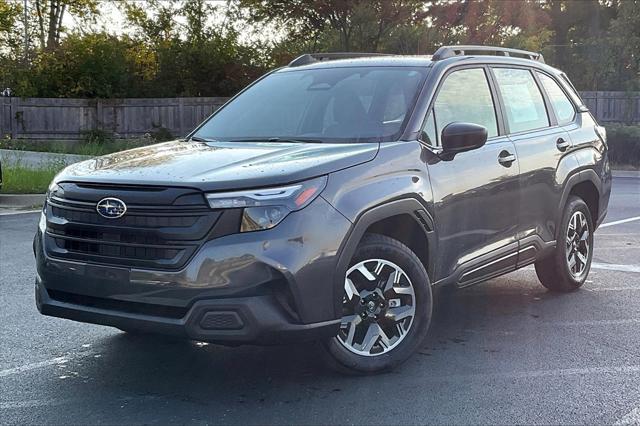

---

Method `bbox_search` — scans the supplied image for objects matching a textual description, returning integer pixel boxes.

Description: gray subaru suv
[35,46,611,373]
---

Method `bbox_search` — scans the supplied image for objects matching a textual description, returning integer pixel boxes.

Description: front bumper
[35,279,340,344]
[35,196,350,344]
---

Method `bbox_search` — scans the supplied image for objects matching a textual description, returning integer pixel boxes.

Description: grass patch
[0,164,65,194]
[0,138,155,156]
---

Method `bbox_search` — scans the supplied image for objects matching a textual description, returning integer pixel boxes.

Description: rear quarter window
[537,72,576,125]
[560,73,586,108]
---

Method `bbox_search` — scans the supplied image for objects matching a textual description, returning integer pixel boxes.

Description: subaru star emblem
[96,197,127,219]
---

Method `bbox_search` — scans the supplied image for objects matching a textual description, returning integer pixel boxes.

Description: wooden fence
[1,92,638,141]
[580,91,639,124]
[0,97,229,140]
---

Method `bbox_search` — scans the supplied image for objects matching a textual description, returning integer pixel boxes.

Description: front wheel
[322,234,432,374]
[535,196,594,292]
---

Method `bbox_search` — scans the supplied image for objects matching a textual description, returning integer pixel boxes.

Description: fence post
[96,98,103,132]
[178,98,185,137]
[10,97,18,139]
[0,98,6,138]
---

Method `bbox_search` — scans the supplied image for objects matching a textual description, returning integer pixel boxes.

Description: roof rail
[288,52,396,67]
[432,45,545,63]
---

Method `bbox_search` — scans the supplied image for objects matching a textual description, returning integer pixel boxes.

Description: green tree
[0,0,23,53]
[238,0,426,53]
[33,0,99,50]
[120,0,178,45]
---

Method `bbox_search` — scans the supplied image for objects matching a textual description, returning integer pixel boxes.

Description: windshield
[193,66,428,143]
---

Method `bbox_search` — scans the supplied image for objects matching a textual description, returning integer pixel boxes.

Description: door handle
[498,151,516,166]
[556,137,570,151]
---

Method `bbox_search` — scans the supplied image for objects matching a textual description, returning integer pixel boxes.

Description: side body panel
[423,136,520,285]
[566,112,612,227]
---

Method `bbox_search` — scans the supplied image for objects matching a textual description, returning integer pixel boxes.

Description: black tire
[535,196,594,292]
[322,233,433,374]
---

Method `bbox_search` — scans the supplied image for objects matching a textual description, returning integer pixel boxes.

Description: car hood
[56,140,379,191]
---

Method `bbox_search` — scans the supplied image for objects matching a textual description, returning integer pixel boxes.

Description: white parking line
[592,262,640,273]
[615,406,640,425]
[588,287,640,292]
[523,263,640,274]
[0,356,70,378]
[0,209,41,216]
[600,216,640,228]
[429,365,640,382]
[0,399,69,409]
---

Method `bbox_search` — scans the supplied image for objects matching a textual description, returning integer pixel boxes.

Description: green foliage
[606,125,640,167]
[0,138,154,156]
[238,0,426,53]
[33,0,99,49]
[149,127,173,142]
[81,129,113,145]
[0,0,23,52]
[0,163,63,194]
[0,0,638,97]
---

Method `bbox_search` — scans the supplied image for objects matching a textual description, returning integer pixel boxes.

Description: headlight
[46,181,64,202]
[205,176,327,232]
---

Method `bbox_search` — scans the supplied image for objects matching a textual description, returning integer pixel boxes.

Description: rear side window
[433,68,498,138]
[537,72,576,125]
[493,68,549,133]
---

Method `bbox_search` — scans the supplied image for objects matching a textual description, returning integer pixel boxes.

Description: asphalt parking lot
[1,175,639,425]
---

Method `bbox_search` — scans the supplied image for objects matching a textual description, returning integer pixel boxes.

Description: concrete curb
[0,149,91,169]
[612,170,640,178]
[0,193,45,208]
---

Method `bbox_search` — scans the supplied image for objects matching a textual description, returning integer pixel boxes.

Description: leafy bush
[149,127,173,142]
[81,129,114,145]
[606,125,640,168]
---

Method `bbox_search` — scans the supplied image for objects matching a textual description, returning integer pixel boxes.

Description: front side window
[537,72,576,125]
[193,67,428,143]
[433,68,498,138]
[493,68,549,133]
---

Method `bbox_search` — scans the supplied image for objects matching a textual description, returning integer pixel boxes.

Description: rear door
[490,66,578,267]
[422,66,520,286]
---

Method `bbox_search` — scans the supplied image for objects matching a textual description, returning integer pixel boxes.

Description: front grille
[44,183,234,270]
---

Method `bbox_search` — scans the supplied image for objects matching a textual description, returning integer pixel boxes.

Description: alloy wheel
[336,259,416,357]
[566,210,590,278]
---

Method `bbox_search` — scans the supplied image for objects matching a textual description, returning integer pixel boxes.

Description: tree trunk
[35,0,46,49]
[46,0,57,49]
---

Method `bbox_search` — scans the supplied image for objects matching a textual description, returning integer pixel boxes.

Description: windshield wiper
[230,137,324,144]
[189,136,217,142]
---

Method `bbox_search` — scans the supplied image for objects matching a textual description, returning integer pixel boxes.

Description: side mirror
[441,122,488,157]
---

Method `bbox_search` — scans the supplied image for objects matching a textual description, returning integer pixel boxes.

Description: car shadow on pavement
[73,276,575,401]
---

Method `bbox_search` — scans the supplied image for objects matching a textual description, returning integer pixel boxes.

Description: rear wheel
[323,234,432,374]
[535,196,594,292]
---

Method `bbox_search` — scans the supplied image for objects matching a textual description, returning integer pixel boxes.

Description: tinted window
[433,68,498,138]
[493,68,549,133]
[194,67,428,143]
[538,72,575,125]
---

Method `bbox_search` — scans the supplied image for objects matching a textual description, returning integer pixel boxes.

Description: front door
[421,67,520,286]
